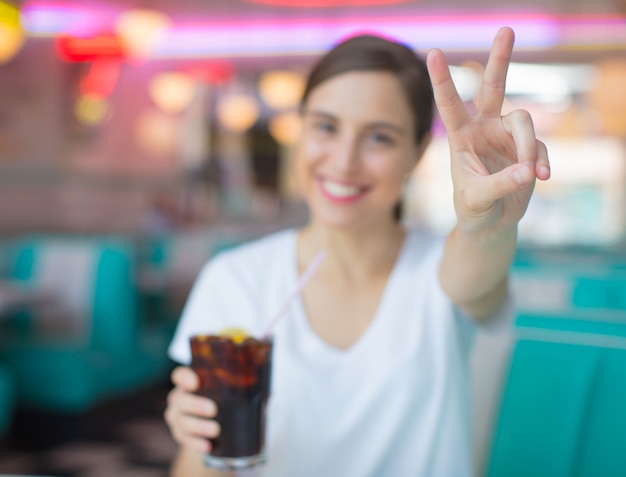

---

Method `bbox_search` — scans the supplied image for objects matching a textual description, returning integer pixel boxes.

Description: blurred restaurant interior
[1,0,626,475]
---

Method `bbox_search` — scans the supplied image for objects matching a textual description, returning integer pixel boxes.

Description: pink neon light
[21,2,121,35]
[247,0,408,6]
[153,14,561,58]
[19,5,626,58]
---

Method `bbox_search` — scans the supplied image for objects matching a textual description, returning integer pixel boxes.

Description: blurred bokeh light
[0,1,24,63]
[216,93,260,133]
[258,70,306,110]
[149,72,196,114]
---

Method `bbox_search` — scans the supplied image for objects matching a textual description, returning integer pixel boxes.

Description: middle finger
[169,388,217,418]
[181,414,221,439]
[478,27,515,116]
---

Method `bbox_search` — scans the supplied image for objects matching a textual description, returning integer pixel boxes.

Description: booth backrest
[486,311,626,477]
[8,236,138,353]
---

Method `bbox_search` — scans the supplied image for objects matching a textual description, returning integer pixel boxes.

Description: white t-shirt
[169,227,485,477]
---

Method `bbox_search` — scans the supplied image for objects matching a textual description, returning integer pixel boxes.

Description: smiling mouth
[319,178,368,202]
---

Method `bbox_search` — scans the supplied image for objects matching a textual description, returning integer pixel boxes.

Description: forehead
[304,71,414,125]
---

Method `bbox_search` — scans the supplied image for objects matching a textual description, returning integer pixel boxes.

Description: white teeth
[322,180,361,198]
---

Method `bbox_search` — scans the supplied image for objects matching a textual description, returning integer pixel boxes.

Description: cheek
[294,137,321,175]
[369,155,410,188]
[292,142,316,192]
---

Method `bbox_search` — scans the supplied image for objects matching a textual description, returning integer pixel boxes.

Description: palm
[427,27,550,234]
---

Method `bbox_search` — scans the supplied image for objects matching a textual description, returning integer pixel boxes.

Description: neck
[298,217,405,282]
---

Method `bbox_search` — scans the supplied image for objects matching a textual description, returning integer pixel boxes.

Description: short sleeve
[167,230,295,365]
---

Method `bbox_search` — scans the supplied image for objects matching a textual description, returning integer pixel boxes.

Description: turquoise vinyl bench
[0,241,15,434]
[0,365,14,436]
[0,235,174,413]
[486,311,626,477]
[511,245,626,314]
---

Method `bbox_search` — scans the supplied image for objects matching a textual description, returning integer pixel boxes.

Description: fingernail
[208,421,221,438]
[205,401,217,416]
[513,165,532,185]
[187,373,199,389]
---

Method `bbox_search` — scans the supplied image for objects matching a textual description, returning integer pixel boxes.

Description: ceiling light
[216,93,260,133]
[115,9,169,60]
[269,111,301,146]
[149,72,196,114]
[259,70,305,110]
[135,110,179,157]
[0,1,25,64]
[74,94,112,126]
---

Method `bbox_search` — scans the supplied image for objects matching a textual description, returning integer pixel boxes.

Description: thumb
[171,366,199,392]
[465,163,534,210]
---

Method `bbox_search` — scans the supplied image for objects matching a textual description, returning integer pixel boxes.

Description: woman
[165,26,550,476]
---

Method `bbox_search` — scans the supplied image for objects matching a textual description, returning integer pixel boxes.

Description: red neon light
[56,34,128,62]
[79,60,121,97]
[246,0,408,6]
[182,61,234,84]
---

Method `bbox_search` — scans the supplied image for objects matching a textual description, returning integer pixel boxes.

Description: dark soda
[190,334,273,463]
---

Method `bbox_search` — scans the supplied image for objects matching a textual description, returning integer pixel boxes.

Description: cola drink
[190,334,273,470]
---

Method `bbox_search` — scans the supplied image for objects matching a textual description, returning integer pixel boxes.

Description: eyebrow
[304,109,408,136]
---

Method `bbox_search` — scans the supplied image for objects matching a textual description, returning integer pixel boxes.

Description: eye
[368,131,395,146]
[314,120,336,134]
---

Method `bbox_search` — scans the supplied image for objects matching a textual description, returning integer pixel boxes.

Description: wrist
[452,223,518,248]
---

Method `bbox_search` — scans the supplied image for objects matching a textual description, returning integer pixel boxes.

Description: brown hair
[300,34,435,220]
[301,34,434,145]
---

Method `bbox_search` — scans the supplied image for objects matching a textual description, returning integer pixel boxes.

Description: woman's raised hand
[164,366,221,454]
[426,27,550,234]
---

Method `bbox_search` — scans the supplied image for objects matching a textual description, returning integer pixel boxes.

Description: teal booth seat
[512,245,626,313]
[0,241,16,435]
[0,365,15,436]
[0,239,7,277]
[486,312,626,477]
[573,275,626,310]
[0,236,174,413]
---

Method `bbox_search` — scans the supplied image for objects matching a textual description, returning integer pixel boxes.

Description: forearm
[171,448,235,477]
[438,225,516,320]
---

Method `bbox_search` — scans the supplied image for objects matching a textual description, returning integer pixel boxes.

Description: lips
[318,178,367,203]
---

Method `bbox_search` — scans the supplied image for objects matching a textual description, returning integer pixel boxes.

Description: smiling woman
[164,27,550,477]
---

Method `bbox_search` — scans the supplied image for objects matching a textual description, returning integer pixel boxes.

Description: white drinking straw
[261,250,327,338]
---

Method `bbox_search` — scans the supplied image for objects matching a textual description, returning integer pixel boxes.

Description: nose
[327,133,360,174]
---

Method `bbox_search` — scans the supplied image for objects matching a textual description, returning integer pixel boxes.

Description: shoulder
[210,228,295,276]
[194,228,295,291]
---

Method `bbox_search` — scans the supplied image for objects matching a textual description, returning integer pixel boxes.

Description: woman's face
[294,70,424,230]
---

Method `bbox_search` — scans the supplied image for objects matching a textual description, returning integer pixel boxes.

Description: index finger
[426,48,469,133]
[478,26,515,116]
[171,366,199,391]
